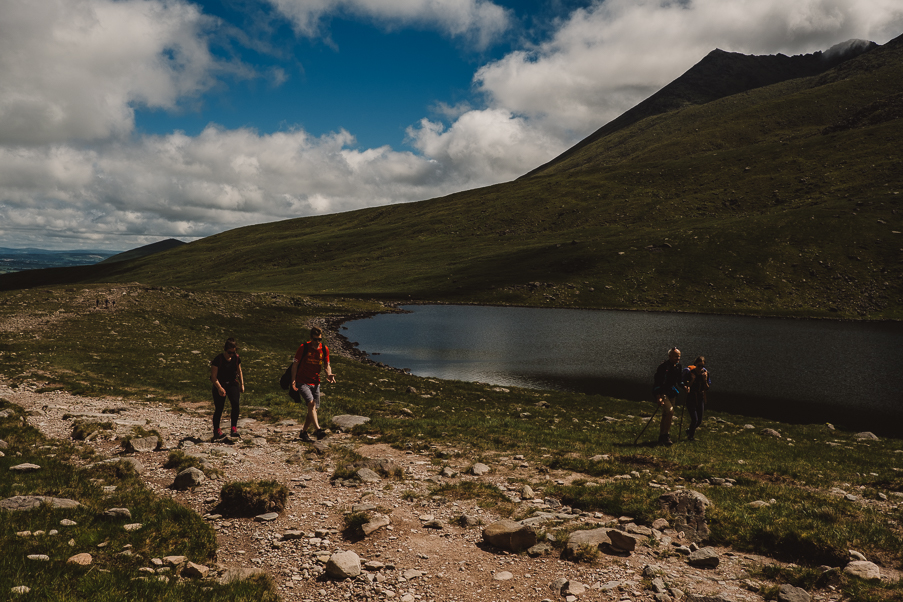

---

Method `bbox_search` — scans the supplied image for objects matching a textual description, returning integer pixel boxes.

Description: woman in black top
[210,337,244,439]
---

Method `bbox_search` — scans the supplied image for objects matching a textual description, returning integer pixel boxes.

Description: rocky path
[2,378,852,602]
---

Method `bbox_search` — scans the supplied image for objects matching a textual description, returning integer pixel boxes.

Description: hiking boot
[230,426,241,438]
[298,430,313,442]
[314,428,327,440]
[686,429,696,441]
[658,434,673,446]
[213,429,225,440]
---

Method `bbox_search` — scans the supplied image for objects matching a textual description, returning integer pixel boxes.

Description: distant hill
[1,35,901,320]
[98,239,186,264]
[0,247,116,274]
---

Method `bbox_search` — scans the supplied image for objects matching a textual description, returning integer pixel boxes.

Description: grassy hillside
[2,35,901,319]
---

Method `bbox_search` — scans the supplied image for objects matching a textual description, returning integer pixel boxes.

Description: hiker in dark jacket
[652,347,687,446]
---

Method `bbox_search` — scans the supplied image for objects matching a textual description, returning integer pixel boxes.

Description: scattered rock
[254,512,279,522]
[172,467,205,490]
[854,432,879,441]
[182,562,210,579]
[440,466,457,478]
[458,514,481,528]
[494,571,514,581]
[778,583,811,602]
[67,553,92,566]
[687,547,720,568]
[844,560,880,580]
[123,523,142,531]
[748,500,770,509]
[281,530,305,541]
[659,490,711,542]
[522,484,535,499]
[219,567,268,584]
[1,496,81,511]
[163,555,187,567]
[607,529,645,552]
[125,436,159,453]
[362,515,391,536]
[849,550,867,561]
[482,520,537,552]
[325,551,361,580]
[355,468,381,483]
[470,463,490,476]
[563,527,611,560]
[563,580,586,595]
[10,463,40,472]
[27,554,50,561]
[760,428,782,439]
[652,518,669,530]
[330,415,370,432]
[527,542,553,557]
[11,586,31,595]
[104,508,132,520]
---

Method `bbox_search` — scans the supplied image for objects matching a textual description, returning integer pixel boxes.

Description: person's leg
[299,384,321,432]
[226,384,241,431]
[659,395,675,443]
[212,386,226,435]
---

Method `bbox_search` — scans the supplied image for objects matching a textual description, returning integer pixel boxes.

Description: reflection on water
[343,305,903,435]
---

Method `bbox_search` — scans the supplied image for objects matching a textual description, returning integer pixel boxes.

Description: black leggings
[213,383,240,431]
[686,391,705,434]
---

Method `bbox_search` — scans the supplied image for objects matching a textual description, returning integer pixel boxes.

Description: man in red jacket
[290,326,336,442]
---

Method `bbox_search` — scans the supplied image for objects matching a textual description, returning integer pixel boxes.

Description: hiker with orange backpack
[683,356,711,441]
[290,326,336,442]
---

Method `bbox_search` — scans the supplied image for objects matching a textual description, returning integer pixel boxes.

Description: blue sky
[1,0,901,250]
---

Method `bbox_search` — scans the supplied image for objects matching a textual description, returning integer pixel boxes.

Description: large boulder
[778,584,811,602]
[687,546,720,568]
[482,520,536,552]
[659,490,711,542]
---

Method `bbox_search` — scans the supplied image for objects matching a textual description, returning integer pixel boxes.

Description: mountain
[98,239,186,264]
[1,35,901,320]
[524,39,878,177]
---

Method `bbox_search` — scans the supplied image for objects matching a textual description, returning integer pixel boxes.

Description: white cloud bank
[1,0,902,249]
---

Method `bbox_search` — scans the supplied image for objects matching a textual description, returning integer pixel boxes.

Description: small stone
[493,571,514,581]
[27,554,51,561]
[255,513,279,522]
[778,583,811,602]
[440,466,457,478]
[563,581,585,595]
[325,551,361,580]
[687,546,720,568]
[182,562,210,579]
[854,432,879,441]
[362,515,391,536]
[760,428,782,438]
[748,500,770,508]
[67,553,92,566]
[60,519,77,527]
[104,508,132,519]
[483,520,537,552]
[470,463,490,476]
[172,467,205,490]
[126,436,159,453]
[11,586,31,595]
[162,555,187,567]
[123,523,143,531]
[10,463,41,472]
[355,468,381,483]
[402,569,424,580]
[522,484,535,499]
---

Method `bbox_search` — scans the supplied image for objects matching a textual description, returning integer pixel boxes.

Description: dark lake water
[343,305,903,435]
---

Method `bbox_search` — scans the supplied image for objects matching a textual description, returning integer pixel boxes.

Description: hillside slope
[2,35,901,319]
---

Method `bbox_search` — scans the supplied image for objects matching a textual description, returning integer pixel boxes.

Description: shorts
[291,383,321,409]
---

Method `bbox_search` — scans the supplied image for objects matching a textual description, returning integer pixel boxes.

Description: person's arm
[324,345,336,383]
[210,360,225,396]
[291,359,299,391]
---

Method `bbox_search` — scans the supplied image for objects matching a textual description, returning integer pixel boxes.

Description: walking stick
[634,406,659,445]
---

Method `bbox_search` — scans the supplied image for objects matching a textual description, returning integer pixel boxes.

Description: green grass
[0,400,277,601]
[1,280,902,599]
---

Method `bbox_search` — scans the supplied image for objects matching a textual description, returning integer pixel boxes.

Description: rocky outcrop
[659,490,711,542]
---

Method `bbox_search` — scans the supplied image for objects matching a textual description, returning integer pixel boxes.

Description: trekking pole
[634,406,659,445]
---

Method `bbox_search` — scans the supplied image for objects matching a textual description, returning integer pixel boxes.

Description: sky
[1,0,901,251]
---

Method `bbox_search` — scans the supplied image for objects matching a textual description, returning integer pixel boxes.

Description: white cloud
[2,0,902,250]
[470,0,903,138]
[267,0,512,48]
[0,0,217,146]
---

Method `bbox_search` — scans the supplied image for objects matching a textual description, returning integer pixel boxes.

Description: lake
[343,304,903,435]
